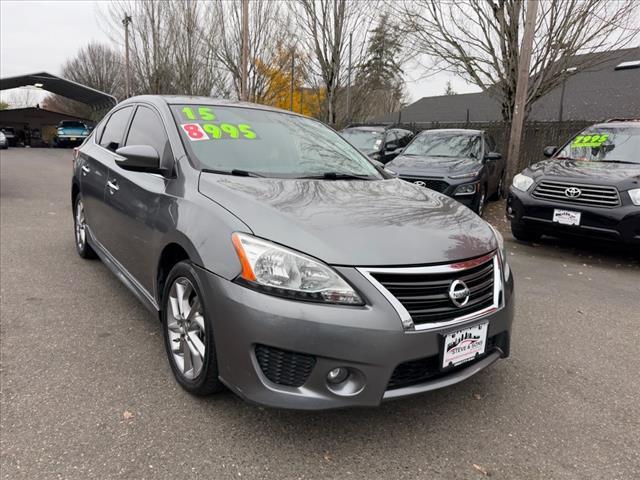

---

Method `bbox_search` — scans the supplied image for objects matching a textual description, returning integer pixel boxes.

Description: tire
[73,194,98,259]
[493,172,506,200]
[474,184,487,217]
[162,261,224,396]
[511,222,541,242]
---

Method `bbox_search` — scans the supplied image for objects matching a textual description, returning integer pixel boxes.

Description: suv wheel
[475,184,487,217]
[511,222,541,242]
[74,195,97,259]
[494,172,506,200]
[162,261,224,395]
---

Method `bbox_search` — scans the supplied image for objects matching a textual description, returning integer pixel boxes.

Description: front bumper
[398,176,481,209]
[507,187,640,244]
[195,262,514,410]
[57,134,88,141]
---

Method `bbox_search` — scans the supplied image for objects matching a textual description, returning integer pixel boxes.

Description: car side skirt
[86,227,160,313]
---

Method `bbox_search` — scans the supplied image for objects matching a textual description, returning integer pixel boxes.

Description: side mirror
[385,143,398,152]
[543,146,558,158]
[485,151,502,161]
[115,145,165,174]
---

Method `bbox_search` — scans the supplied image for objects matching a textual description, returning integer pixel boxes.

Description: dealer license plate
[70,137,77,141]
[442,323,488,368]
[553,209,581,226]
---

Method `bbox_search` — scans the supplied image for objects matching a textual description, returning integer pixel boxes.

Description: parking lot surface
[1,148,639,479]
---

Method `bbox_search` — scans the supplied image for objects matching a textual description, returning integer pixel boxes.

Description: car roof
[119,95,302,117]
[417,128,483,135]
[342,125,386,132]
[591,120,640,129]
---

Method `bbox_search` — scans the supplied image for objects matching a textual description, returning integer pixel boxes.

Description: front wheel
[494,172,506,200]
[162,261,224,396]
[74,195,97,259]
[474,184,487,217]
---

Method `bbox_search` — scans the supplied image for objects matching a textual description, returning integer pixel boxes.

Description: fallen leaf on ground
[473,393,482,400]
[323,451,332,462]
[472,464,490,476]
[123,410,134,420]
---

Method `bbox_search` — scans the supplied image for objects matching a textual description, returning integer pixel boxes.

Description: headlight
[231,233,363,305]
[454,183,477,196]
[450,170,481,179]
[489,225,510,279]
[512,173,534,192]
[629,189,640,206]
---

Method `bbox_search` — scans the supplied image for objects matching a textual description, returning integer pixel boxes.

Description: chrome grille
[361,254,498,330]
[532,180,620,207]
[399,177,449,193]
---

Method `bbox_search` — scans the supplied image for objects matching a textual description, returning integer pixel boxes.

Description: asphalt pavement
[1,148,639,480]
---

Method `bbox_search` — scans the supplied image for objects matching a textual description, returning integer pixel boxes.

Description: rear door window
[99,106,133,151]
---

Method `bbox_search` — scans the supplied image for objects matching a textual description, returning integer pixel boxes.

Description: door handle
[107,180,119,193]
[81,165,90,175]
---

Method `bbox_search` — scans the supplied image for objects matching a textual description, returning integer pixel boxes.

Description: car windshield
[1,128,15,134]
[555,126,640,164]
[60,121,86,128]
[340,129,384,154]
[171,105,382,179]
[404,132,482,159]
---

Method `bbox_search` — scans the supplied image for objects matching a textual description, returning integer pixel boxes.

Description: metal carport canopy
[0,72,117,110]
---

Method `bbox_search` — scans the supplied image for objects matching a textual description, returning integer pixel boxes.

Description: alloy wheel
[75,198,86,249]
[166,277,206,380]
[477,187,486,217]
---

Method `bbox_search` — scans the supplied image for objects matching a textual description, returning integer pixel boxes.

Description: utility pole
[289,48,295,111]
[346,33,352,124]
[122,14,132,98]
[506,0,538,186]
[241,0,249,101]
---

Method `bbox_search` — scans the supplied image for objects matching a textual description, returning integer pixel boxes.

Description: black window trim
[95,104,135,152]
[122,102,177,177]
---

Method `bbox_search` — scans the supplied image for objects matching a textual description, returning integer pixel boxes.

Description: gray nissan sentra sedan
[71,95,514,410]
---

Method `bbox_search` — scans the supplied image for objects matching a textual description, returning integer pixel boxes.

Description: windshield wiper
[296,172,375,180]
[201,168,265,177]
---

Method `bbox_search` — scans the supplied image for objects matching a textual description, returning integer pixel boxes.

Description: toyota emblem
[414,180,426,187]
[564,187,582,198]
[448,280,471,308]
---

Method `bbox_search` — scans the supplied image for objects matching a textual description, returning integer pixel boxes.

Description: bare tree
[206,0,290,102]
[397,0,640,122]
[1,89,40,109]
[61,42,124,98]
[293,0,376,124]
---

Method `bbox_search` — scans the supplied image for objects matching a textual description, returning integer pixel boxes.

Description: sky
[0,0,478,107]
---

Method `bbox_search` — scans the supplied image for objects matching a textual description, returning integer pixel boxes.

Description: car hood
[525,159,640,188]
[198,175,497,266]
[388,154,482,177]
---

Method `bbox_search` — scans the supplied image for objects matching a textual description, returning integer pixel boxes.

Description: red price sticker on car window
[181,123,209,141]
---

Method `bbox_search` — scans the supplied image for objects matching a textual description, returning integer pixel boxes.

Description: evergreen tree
[358,13,404,90]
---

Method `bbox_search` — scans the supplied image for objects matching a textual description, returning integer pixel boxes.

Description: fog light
[327,367,349,384]
[507,206,513,214]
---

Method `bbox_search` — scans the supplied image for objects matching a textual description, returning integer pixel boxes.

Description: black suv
[507,119,640,244]
[385,129,505,216]
[340,125,414,163]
